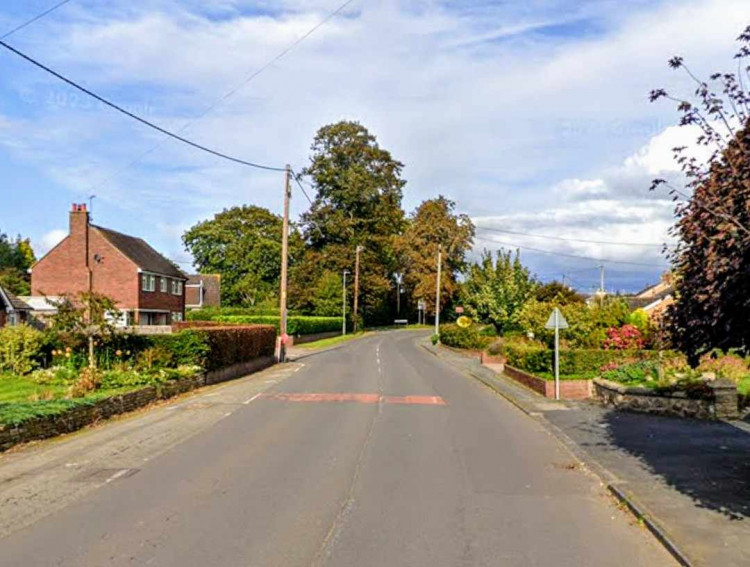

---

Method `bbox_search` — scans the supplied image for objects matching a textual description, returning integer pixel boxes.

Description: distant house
[30,204,188,326]
[0,285,32,327]
[186,274,221,310]
[629,273,674,320]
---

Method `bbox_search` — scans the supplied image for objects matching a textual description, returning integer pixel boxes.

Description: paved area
[426,341,750,566]
[0,331,672,566]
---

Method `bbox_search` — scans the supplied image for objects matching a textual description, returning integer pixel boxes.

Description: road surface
[0,331,673,566]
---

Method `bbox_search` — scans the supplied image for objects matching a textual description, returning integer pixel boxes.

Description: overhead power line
[474,225,669,247]
[474,235,669,268]
[82,0,359,193]
[0,39,286,171]
[1,0,74,40]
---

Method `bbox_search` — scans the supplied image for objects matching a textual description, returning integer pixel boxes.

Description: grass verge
[297,332,371,350]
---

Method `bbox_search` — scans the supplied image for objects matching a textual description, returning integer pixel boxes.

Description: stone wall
[593,378,739,420]
[0,359,274,453]
[503,365,592,400]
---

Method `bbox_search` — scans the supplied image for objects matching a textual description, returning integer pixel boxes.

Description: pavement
[423,340,750,567]
[0,330,673,566]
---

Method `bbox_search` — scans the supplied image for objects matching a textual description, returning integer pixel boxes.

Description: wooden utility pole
[434,245,442,337]
[353,245,362,332]
[278,164,292,362]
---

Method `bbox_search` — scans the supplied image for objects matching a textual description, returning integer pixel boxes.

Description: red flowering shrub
[603,325,645,350]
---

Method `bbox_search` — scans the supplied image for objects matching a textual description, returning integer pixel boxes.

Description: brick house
[0,285,31,327]
[185,274,221,310]
[31,204,188,326]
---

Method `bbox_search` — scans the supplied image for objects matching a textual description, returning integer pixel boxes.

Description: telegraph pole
[353,246,362,332]
[278,164,292,362]
[434,245,442,337]
[599,264,605,307]
[342,269,349,336]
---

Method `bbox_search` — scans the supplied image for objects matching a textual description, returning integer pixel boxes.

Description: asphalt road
[0,331,673,566]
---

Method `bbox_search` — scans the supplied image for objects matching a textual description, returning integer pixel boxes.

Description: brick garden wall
[503,365,592,400]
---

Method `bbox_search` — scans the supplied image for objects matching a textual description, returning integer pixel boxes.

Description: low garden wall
[0,356,275,452]
[503,365,592,400]
[593,378,739,420]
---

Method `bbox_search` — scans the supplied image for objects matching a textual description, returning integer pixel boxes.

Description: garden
[0,306,276,430]
[436,273,750,407]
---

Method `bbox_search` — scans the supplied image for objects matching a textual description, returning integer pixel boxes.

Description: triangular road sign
[545,307,569,330]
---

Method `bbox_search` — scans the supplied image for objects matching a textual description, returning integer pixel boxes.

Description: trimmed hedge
[187,307,301,321]
[150,326,276,372]
[502,343,680,376]
[439,324,492,351]
[213,315,340,336]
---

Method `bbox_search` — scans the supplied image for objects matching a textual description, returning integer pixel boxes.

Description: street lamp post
[342,269,350,336]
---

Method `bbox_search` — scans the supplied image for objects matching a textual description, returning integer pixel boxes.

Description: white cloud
[2,0,748,291]
[36,229,67,257]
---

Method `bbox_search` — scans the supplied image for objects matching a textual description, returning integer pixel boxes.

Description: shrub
[502,342,682,377]
[603,325,645,350]
[180,314,339,336]
[0,325,45,374]
[135,346,174,371]
[149,331,212,368]
[601,360,659,384]
[698,350,750,383]
[439,324,492,350]
[196,325,276,371]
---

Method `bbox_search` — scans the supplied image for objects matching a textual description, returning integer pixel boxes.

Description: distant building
[186,274,221,310]
[30,204,188,326]
[0,285,31,327]
[629,273,674,320]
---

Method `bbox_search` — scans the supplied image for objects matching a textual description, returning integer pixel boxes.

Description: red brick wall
[504,365,592,400]
[139,276,185,315]
[32,226,139,309]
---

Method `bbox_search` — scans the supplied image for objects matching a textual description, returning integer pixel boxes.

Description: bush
[187,307,301,321]
[502,342,681,377]
[215,315,340,336]
[698,350,750,383]
[0,325,45,374]
[154,326,275,372]
[603,325,645,350]
[439,324,492,350]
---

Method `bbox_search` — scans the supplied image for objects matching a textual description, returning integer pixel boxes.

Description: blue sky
[1,0,748,292]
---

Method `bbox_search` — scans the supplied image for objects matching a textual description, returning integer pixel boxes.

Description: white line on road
[105,469,131,483]
[243,393,263,405]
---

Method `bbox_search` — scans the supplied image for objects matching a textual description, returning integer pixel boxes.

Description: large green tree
[292,121,406,325]
[650,27,750,363]
[396,196,474,318]
[461,250,537,333]
[183,206,303,307]
[0,233,35,295]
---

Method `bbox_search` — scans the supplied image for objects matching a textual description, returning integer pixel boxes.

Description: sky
[1,0,748,293]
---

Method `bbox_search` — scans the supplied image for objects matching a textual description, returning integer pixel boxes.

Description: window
[171,280,183,295]
[172,312,183,322]
[141,274,156,292]
[160,277,167,293]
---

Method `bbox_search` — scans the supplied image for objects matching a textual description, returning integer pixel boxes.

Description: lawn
[0,372,154,427]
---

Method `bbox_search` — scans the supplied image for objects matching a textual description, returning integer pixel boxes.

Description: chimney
[69,203,90,267]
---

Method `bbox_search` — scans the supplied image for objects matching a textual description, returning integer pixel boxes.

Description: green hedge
[439,324,492,350]
[502,343,680,376]
[150,326,276,371]
[208,315,340,336]
[187,307,301,321]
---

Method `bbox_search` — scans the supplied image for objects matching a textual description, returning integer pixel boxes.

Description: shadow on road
[600,411,750,521]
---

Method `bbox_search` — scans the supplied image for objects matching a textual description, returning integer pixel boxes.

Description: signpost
[545,307,569,400]
[417,300,426,325]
